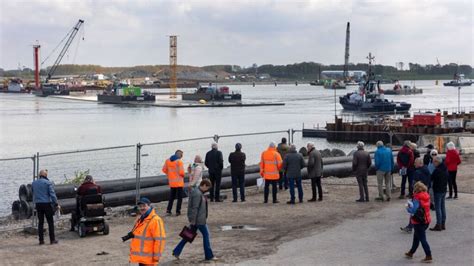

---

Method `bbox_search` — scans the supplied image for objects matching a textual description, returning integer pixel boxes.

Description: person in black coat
[423,144,434,166]
[205,143,224,202]
[430,156,448,231]
[228,143,246,202]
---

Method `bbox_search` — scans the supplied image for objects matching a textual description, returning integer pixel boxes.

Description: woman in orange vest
[260,142,283,203]
[129,197,166,266]
[163,150,185,216]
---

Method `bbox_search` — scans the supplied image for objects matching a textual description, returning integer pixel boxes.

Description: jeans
[231,174,245,201]
[167,187,183,213]
[356,175,369,200]
[400,169,414,196]
[36,203,55,243]
[209,173,222,201]
[434,192,446,225]
[310,176,323,200]
[278,171,288,190]
[376,170,391,199]
[264,180,278,202]
[410,224,431,257]
[288,177,303,202]
[448,171,458,197]
[173,224,214,260]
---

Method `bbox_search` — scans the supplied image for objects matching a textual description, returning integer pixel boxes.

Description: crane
[45,19,84,82]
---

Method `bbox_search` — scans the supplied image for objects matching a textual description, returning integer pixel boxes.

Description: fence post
[389,131,394,147]
[36,152,40,178]
[291,128,296,144]
[135,143,142,206]
[287,129,291,144]
[32,154,37,182]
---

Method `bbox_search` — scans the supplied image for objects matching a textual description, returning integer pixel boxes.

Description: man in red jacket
[397,141,415,199]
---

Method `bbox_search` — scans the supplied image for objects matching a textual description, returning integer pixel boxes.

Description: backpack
[412,199,427,224]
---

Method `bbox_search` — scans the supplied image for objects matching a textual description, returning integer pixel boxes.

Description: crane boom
[46,19,84,81]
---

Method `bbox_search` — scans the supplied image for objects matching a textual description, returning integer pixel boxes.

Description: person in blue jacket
[374,141,394,201]
[32,169,59,245]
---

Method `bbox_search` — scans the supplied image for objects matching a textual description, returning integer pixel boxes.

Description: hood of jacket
[170,154,179,162]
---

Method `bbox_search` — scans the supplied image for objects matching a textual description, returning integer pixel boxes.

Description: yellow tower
[169,35,177,98]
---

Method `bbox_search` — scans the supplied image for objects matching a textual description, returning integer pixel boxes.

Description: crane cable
[40,27,75,66]
[71,25,85,64]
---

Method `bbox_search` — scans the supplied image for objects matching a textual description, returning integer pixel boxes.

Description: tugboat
[97,82,155,104]
[182,84,241,101]
[33,83,70,97]
[339,53,411,112]
[443,74,472,87]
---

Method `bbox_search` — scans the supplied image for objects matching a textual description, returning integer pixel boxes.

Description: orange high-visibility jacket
[129,208,166,265]
[162,159,185,188]
[259,147,283,180]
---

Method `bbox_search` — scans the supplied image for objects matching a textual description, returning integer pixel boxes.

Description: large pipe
[19,156,360,201]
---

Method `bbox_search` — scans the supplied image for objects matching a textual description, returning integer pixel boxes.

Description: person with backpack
[404,181,432,263]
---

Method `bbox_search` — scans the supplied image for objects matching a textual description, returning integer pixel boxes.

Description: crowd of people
[30,137,463,265]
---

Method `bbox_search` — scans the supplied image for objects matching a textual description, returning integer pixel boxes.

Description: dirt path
[0,154,472,265]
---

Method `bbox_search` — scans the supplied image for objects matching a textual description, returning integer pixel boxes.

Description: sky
[0,0,472,70]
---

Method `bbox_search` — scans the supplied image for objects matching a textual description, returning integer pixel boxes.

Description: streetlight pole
[458,86,461,113]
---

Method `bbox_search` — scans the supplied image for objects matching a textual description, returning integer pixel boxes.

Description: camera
[121,232,134,242]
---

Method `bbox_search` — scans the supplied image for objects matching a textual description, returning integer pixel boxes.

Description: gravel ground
[0,154,472,265]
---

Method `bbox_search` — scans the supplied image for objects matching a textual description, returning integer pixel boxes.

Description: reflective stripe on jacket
[162,159,185,188]
[129,208,166,264]
[259,147,283,180]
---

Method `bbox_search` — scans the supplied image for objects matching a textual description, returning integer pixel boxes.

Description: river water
[0,80,472,216]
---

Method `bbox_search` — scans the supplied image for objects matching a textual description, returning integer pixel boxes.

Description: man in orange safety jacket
[129,197,166,265]
[163,150,185,216]
[260,142,283,203]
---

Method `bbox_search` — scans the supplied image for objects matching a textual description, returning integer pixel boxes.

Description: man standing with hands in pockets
[32,169,59,245]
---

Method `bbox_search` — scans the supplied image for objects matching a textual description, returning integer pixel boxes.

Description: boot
[421,256,433,263]
[429,224,442,231]
[405,251,413,258]
[441,224,446,230]
[307,198,317,202]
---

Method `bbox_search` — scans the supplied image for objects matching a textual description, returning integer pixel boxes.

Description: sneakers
[172,252,180,260]
[286,201,295,205]
[273,200,280,204]
[166,212,172,216]
[206,257,219,262]
[421,256,433,263]
[400,227,412,233]
[405,251,413,258]
[307,198,317,202]
[176,212,181,216]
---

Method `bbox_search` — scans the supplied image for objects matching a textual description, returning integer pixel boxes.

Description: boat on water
[33,83,70,97]
[182,85,241,101]
[323,79,346,90]
[339,53,411,112]
[384,81,423,95]
[443,74,472,87]
[97,83,155,104]
[1,78,30,93]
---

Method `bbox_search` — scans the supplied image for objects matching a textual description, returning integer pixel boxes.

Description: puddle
[220,225,262,231]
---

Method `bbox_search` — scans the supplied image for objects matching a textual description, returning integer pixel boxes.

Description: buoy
[199,99,207,104]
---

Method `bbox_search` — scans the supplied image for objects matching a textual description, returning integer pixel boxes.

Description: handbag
[179,225,197,243]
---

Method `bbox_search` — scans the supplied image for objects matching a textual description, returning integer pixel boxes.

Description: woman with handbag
[172,179,218,262]
[405,181,433,263]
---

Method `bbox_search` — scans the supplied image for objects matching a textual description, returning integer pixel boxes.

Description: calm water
[0,80,472,216]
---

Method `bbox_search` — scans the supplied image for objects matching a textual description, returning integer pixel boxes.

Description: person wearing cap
[205,143,224,202]
[32,169,59,245]
[423,144,435,166]
[260,142,283,203]
[307,142,323,202]
[228,143,246,202]
[352,141,372,202]
[129,197,166,265]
